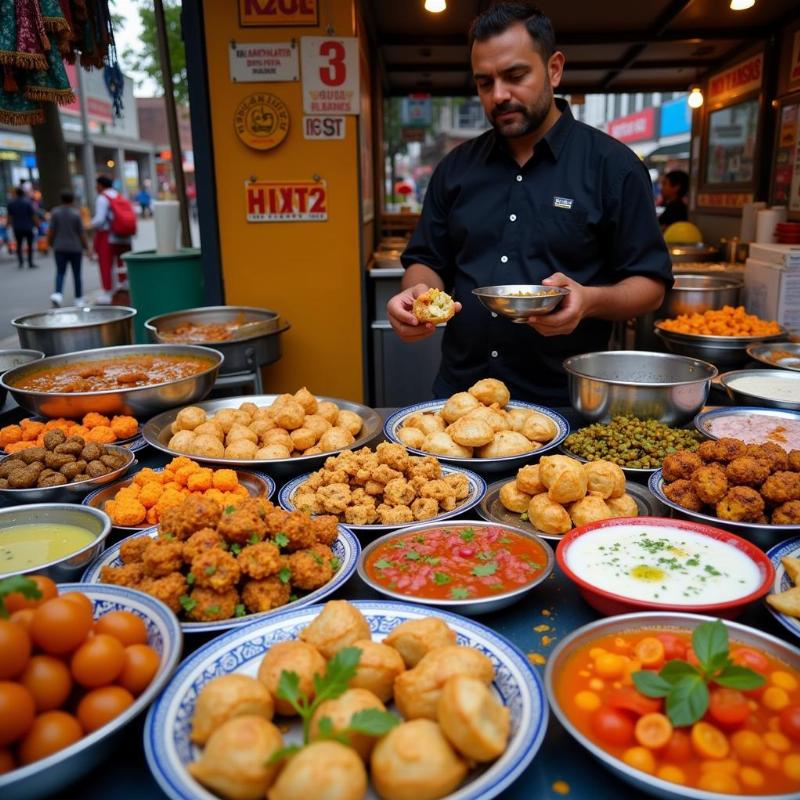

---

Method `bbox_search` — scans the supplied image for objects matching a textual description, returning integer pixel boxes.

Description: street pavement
[0,218,200,347]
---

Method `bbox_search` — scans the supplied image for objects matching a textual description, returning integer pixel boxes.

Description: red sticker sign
[245,180,327,222]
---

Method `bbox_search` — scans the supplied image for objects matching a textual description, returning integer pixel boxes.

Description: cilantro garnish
[459,528,475,542]
[278,567,292,584]
[234,604,246,618]
[404,551,420,561]
[330,557,341,571]
[0,576,42,618]
[433,572,451,585]
[633,620,765,727]
[274,532,289,549]
[472,562,498,577]
[186,572,196,586]
[230,543,242,556]
[450,587,470,600]
[374,559,392,569]
[248,533,260,545]
[179,594,197,613]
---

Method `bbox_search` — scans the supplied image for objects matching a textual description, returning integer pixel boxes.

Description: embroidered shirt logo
[553,196,574,210]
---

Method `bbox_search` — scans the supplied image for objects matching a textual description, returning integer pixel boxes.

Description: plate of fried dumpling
[479,456,665,542]
[766,537,800,639]
[383,380,569,475]
[144,599,548,800]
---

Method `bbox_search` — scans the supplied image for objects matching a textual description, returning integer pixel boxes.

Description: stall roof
[364,0,800,96]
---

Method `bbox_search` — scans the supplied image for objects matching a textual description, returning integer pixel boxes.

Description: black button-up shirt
[401,99,673,405]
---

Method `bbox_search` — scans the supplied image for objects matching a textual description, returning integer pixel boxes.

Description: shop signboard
[301,36,359,115]
[245,179,327,221]
[402,95,432,127]
[707,53,763,104]
[659,96,691,137]
[229,41,298,82]
[696,191,753,209]
[234,93,291,151]
[303,116,346,139]
[401,126,425,143]
[238,0,318,27]
[608,108,656,143]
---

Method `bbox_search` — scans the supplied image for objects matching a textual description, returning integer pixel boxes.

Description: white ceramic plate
[766,536,800,640]
[143,600,548,800]
[81,525,360,634]
[278,464,486,533]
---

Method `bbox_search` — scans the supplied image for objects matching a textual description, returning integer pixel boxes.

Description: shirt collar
[487,96,575,163]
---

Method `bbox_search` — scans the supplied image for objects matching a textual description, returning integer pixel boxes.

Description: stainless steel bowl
[655,325,787,369]
[357,520,554,615]
[12,306,136,356]
[0,348,43,408]
[747,342,800,371]
[144,305,290,374]
[545,612,800,800]
[719,368,800,410]
[656,273,742,319]
[668,243,719,263]
[0,344,223,418]
[0,444,136,504]
[0,582,182,800]
[0,504,111,581]
[562,350,717,425]
[472,285,569,322]
[142,394,383,479]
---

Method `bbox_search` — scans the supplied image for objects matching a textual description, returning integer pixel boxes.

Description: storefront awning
[646,141,691,160]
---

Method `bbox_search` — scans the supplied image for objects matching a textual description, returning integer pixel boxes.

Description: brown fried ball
[716,486,765,522]
[54,438,83,456]
[663,479,704,512]
[725,456,770,488]
[264,508,290,536]
[691,464,728,505]
[160,496,223,541]
[44,451,74,470]
[217,506,268,546]
[38,472,67,487]
[241,576,291,614]
[146,572,187,613]
[0,458,26,479]
[761,471,800,505]
[662,451,703,483]
[186,587,239,622]
[100,562,146,588]
[697,440,720,463]
[192,549,241,593]
[60,462,83,481]
[789,450,800,473]
[183,528,224,564]
[288,545,334,591]
[8,466,39,488]
[237,541,281,580]
[80,443,103,462]
[713,437,749,463]
[772,500,800,525]
[745,442,789,472]
[120,535,152,564]
[19,447,47,464]
[142,537,185,577]
[100,453,127,470]
[43,429,66,450]
[312,515,339,546]
[86,460,110,478]
[282,511,317,552]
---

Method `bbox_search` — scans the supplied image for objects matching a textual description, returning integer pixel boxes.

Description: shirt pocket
[529,203,599,265]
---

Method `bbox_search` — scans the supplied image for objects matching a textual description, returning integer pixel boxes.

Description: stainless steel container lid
[12,306,137,330]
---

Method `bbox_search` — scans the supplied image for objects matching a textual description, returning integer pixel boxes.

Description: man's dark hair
[14,187,24,197]
[469,1,555,60]
[60,190,75,204]
[96,174,113,189]
[665,170,689,199]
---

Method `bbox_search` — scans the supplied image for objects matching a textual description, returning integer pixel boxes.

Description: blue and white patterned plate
[82,467,276,533]
[80,524,360,634]
[278,464,487,534]
[765,536,800,640]
[0,582,182,800]
[383,400,570,475]
[143,599,548,800]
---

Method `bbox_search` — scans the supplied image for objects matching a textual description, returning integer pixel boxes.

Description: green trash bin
[123,249,205,343]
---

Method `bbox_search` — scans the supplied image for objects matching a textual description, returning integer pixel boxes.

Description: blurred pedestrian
[658,170,689,229]
[6,187,38,269]
[90,174,135,304]
[136,186,152,218]
[47,189,88,307]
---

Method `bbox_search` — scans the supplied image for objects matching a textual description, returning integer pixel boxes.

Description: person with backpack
[90,174,137,304]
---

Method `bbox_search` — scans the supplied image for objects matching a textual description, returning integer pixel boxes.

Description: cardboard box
[748,243,800,267]
[744,256,800,329]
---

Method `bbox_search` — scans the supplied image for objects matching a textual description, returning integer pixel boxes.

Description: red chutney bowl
[555,516,774,619]
[357,519,554,616]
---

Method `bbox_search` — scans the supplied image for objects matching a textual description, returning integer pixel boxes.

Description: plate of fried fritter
[277,442,486,533]
[649,436,800,547]
[81,493,360,633]
[765,537,800,640]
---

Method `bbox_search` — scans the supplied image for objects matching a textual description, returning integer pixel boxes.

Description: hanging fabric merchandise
[0,0,120,125]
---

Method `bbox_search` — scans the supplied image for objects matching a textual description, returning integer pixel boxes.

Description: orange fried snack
[2,412,140,451]
[83,412,111,429]
[659,306,781,337]
[110,415,138,439]
[0,425,22,447]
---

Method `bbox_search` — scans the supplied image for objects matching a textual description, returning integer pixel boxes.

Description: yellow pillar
[202,0,365,400]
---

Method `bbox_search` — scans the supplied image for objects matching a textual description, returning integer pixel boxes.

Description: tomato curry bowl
[545,612,800,800]
[357,519,554,615]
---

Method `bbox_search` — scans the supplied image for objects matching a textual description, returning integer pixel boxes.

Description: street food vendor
[387,1,673,406]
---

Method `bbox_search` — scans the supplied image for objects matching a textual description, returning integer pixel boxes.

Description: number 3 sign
[300,36,360,115]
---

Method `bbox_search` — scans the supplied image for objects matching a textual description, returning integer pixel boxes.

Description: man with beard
[387,1,672,406]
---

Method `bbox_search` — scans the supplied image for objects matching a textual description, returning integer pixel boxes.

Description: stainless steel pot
[668,243,719,263]
[12,306,136,356]
[657,273,743,319]
[562,350,717,425]
[144,306,289,374]
[0,349,44,408]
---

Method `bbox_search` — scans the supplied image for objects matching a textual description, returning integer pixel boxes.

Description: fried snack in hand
[412,287,456,324]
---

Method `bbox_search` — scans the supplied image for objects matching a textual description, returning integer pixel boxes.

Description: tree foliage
[122,0,187,104]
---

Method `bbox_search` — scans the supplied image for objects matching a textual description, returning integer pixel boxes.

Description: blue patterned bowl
[81,524,361,634]
[765,535,800,640]
[0,582,182,800]
[144,600,548,800]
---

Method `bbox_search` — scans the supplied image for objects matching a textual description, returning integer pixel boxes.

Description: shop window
[705,99,759,185]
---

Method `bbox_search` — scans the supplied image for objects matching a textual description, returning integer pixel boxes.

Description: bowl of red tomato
[0,577,182,800]
[544,611,800,799]
[555,517,774,619]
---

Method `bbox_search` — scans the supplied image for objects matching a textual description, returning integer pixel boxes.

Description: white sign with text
[300,36,359,115]
[229,41,298,83]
